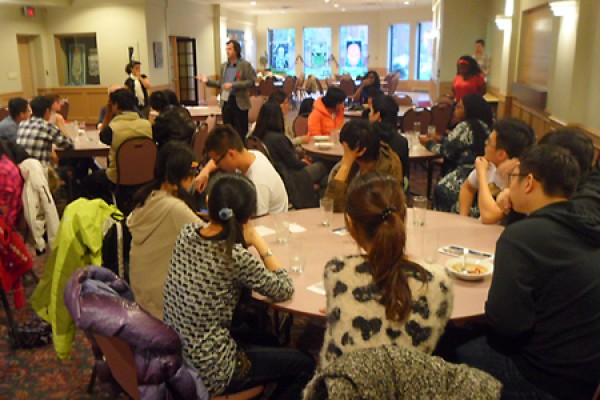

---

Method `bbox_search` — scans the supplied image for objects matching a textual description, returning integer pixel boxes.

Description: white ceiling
[181,0,432,15]
[0,0,433,14]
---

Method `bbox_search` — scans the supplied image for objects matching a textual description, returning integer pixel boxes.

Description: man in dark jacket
[456,144,600,400]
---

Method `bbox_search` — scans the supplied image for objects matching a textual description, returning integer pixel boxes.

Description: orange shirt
[307,98,344,136]
[452,74,485,102]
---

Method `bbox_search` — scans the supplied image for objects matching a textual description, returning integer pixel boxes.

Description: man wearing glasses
[455,144,600,400]
[194,124,288,217]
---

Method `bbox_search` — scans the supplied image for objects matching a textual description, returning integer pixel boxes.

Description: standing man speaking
[197,40,256,142]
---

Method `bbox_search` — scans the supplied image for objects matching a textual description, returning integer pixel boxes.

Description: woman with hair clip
[319,171,453,368]
[127,142,202,321]
[163,173,315,400]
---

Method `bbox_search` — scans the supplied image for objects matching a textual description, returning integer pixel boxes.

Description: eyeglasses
[507,172,528,185]
[214,151,228,165]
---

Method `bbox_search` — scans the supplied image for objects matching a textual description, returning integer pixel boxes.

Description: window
[55,34,100,85]
[267,29,295,75]
[339,25,368,77]
[388,24,410,79]
[417,22,434,80]
[303,27,332,79]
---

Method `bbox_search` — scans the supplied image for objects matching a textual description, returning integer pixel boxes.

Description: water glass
[288,237,305,274]
[428,124,437,137]
[274,214,290,244]
[412,195,428,226]
[320,197,334,227]
[422,229,439,264]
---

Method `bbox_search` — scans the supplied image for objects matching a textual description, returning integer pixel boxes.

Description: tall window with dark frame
[417,21,433,80]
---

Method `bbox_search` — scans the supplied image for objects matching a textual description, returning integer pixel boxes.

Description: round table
[254,208,504,322]
[301,140,438,163]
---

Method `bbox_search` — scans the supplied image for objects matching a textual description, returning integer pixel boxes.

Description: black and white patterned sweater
[163,223,294,395]
[320,255,453,368]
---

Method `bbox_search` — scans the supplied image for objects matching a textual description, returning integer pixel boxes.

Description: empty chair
[248,96,265,125]
[436,94,455,105]
[292,115,309,137]
[393,95,413,106]
[258,78,275,97]
[207,95,218,106]
[401,108,432,134]
[339,79,356,97]
[431,103,454,135]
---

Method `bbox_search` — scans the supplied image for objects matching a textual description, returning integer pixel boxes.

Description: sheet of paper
[288,223,306,233]
[307,281,326,296]
[254,225,275,237]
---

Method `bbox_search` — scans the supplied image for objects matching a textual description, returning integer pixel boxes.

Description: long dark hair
[207,173,257,256]
[345,171,428,321]
[462,93,493,157]
[456,55,481,79]
[132,142,197,210]
[252,102,285,139]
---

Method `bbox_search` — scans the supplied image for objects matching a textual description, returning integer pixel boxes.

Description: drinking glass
[412,195,428,226]
[274,214,290,244]
[413,121,422,136]
[422,229,439,264]
[320,197,334,227]
[288,237,305,274]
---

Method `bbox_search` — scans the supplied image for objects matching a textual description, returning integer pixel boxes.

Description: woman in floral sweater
[320,171,454,368]
[163,173,314,399]
[421,93,493,212]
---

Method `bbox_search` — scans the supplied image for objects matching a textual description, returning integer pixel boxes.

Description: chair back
[258,78,275,97]
[401,108,432,134]
[94,333,140,400]
[339,79,356,97]
[431,103,454,135]
[205,114,217,133]
[207,95,218,106]
[192,123,209,164]
[282,76,296,97]
[393,95,413,106]
[292,115,309,137]
[246,136,273,164]
[115,137,157,186]
[436,95,455,106]
[248,96,265,124]
[387,77,399,96]
[0,108,8,122]
[59,100,70,120]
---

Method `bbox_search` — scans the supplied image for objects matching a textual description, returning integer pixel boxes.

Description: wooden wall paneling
[0,91,25,107]
[519,5,554,88]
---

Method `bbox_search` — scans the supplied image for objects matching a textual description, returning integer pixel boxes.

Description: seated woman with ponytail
[163,173,315,400]
[127,142,202,320]
[319,171,454,368]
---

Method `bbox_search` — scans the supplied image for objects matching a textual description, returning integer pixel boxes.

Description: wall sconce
[549,0,577,17]
[495,15,512,30]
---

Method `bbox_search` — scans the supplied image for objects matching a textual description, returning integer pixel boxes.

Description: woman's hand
[340,141,365,167]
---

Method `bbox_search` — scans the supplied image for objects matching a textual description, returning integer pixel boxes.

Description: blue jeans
[225,344,315,400]
[455,336,558,400]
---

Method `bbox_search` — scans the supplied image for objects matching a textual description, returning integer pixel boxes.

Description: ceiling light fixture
[250,1,256,5]
[404,1,410,4]
[325,0,331,3]
[549,0,577,17]
[342,8,346,11]
[495,15,511,30]
[334,4,339,7]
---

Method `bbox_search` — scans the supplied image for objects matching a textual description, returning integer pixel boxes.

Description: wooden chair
[282,76,296,98]
[59,100,69,120]
[393,95,413,107]
[436,95,455,106]
[248,96,265,125]
[192,123,209,164]
[207,95,218,106]
[431,103,454,136]
[246,136,273,164]
[339,79,356,97]
[401,108,432,134]
[206,114,217,133]
[113,137,157,212]
[0,108,8,122]
[292,115,309,137]
[258,78,275,97]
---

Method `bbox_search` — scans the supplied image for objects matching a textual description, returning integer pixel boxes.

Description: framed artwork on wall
[153,41,163,68]
[68,43,86,85]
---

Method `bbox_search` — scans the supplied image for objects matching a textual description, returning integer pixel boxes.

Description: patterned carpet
[0,166,433,399]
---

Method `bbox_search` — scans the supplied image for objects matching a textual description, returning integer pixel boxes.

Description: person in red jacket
[307,87,346,137]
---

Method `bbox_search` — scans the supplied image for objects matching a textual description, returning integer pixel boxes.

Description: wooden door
[17,36,35,98]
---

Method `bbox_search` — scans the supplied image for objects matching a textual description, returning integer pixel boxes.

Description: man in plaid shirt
[17,96,72,166]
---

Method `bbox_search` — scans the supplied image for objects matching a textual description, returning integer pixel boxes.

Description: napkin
[254,225,275,236]
[288,223,306,233]
[307,281,325,296]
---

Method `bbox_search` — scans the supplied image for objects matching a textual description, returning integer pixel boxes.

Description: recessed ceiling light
[250,1,256,5]
[342,8,346,11]
[325,0,330,3]
[334,3,339,7]
[404,1,409,4]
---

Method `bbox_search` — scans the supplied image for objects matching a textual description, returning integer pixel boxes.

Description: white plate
[315,142,334,149]
[445,258,494,281]
[313,135,330,142]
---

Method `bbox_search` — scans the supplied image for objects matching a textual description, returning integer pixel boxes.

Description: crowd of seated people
[2,70,599,400]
